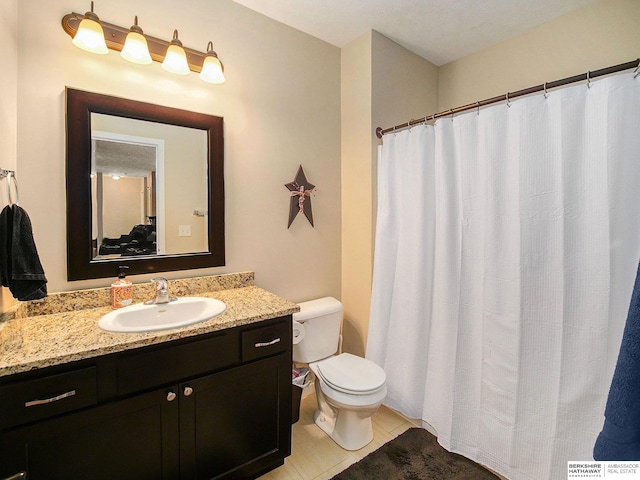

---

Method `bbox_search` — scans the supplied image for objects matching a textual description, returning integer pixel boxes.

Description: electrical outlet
[178,225,191,237]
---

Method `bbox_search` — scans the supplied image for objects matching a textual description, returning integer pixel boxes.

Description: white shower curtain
[367,72,640,480]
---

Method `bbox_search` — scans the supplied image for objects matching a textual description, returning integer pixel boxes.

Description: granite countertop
[0,273,299,378]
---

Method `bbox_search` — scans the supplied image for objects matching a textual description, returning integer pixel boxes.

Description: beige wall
[341,32,373,356]
[0,0,17,311]
[9,0,341,303]
[341,31,438,356]
[438,0,640,110]
[102,176,145,237]
[0,0,17,179]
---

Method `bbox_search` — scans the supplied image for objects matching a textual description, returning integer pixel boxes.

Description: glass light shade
[199,56,225,84]
[72,17,108,54]
[162,45,190,75]
[121,31,152,65]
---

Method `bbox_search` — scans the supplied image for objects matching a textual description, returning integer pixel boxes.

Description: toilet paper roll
[292,321,306,344]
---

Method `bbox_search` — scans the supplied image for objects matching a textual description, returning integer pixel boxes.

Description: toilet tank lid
[294,296,342,321]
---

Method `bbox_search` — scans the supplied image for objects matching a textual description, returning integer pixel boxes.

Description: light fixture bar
[62,12,207,73]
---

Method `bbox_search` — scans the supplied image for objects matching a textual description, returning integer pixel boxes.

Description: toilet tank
[292,297,343,363]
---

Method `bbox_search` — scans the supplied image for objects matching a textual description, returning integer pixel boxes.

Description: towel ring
[6,171,19,206]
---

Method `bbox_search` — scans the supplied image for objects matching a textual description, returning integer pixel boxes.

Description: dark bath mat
[331,427,501,480]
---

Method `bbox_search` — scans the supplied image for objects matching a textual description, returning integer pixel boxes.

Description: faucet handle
[151,277,168,291]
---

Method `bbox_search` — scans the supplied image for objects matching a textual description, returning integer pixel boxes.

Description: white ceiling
[231,0,599,66]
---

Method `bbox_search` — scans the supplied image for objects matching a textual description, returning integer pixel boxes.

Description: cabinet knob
[184,386,193,396]
[167,391,177,402]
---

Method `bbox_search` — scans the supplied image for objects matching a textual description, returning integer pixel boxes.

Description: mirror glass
[66,88,225,281]
[91,114,209,259]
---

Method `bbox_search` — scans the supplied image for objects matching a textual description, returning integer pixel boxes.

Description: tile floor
[259,389,419,480]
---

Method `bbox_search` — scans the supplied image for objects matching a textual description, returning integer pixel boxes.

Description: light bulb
[121,16,152,65]
[72,2,108,54]
[162,30,190,75]
[199,41,225,84]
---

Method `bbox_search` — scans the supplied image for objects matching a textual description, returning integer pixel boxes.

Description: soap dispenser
[111,266,133,309]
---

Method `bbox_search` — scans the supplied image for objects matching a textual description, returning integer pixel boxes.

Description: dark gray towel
[0,204,47,301]
[593,262,640,460]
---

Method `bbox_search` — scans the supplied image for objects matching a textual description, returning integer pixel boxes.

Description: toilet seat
[315,353,386,394]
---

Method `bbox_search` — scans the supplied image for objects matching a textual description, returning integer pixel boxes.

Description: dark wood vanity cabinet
[0,387,180,479]
[0,316,292,480]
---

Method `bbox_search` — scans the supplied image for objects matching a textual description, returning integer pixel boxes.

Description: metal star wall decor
[285,165,316,228]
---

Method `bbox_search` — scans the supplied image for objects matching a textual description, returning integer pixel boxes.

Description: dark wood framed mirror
[66,88,224,281]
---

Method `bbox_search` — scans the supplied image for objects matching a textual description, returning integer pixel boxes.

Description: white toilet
[293,297,387,451]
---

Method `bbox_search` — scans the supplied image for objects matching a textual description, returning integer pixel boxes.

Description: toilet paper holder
[292,320,305,344]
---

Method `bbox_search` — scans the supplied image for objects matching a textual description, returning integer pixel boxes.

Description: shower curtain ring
[634,60,639,78]
[450,109,454,121]
[587,71,591,88]
[476,101,480,115]
[506,92,511,107]
[544,82,548,98]
[423,115,428,126]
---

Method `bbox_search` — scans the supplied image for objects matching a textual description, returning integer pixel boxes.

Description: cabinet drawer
[242,320,290,362]
[0,367,97,429]
[117,331,239,395]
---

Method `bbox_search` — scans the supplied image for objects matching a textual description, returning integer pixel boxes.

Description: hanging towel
[0,204,47,301]
[593,262,640,460]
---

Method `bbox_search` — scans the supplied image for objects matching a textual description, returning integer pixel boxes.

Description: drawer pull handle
[184,386,193,397]
[167,391,177,402]
[255,338,281,348]
[25,390,76,407]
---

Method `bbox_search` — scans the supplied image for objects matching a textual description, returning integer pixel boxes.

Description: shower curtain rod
[375,58,640,139]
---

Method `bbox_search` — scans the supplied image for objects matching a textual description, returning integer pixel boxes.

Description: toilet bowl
[292,298,387,450]
[309,353,387,450]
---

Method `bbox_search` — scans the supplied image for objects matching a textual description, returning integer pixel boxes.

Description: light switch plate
[178,225,191,237]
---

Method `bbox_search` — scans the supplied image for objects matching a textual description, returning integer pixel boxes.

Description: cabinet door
[1,388,180,480]
[180,353,292,480]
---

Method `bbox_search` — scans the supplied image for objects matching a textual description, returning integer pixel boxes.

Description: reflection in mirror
[90,114,209,260]
[66,88,225,281]
[92,129,160,258]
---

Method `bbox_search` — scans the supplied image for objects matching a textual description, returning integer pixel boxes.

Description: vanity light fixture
[120,16,152,65]
[199,41,226,84]
[162,30,190,75]
[71,1,108,54]
[61,4,226,84]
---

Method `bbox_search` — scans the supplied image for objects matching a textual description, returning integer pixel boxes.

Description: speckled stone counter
[0,272,299,378]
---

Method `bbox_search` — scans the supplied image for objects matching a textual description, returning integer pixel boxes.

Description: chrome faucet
[145,277,177,305]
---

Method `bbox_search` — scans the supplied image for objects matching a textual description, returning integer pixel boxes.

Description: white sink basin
[98,297,226,333]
